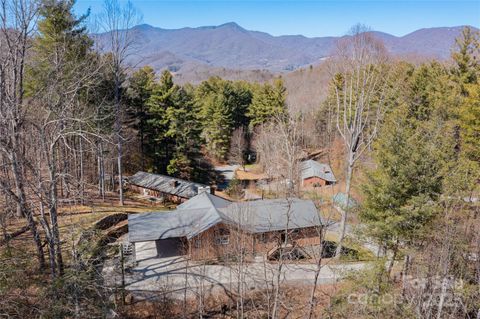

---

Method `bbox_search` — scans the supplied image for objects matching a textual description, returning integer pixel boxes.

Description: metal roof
[127,171,208,199]
[333,192,358,209]
[128,208,222,242]
[300,160,336,182]
[128,193,322,242]
[219,199,322,233]
[177,191,231,210]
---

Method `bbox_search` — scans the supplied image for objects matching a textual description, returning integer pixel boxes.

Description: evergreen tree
[27,0,92,95]
[248,78,287,128]
[196,77,252,160]
[146,70,178,172]
[361,103,444,274]
[452,27,480,89]
[459,83,480,163]
[165,86,203,180]
[126,66,156,169]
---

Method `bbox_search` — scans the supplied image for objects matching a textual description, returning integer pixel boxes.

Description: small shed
[300,160,336,187]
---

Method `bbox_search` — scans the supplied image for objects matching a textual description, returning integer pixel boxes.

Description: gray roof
[219,199,322,233]
[300,160,336,182]
[177,191,231,210]
[128,208,222,242]
[333,192,358,209]
[128,192,322,242]
[128,171,207,199]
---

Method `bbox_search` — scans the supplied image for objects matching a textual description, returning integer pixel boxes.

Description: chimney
[198,186,211,194]
[170,180,178,188]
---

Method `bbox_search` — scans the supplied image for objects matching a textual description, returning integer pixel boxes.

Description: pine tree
[126,66,156,169]
[27,0,92,95]
[196,77,238,160]
[459,83,480,163]
[452,27,480,89]
[248,78,287,128]
[361,103,443,274]
[146,70,178,172]
[165,86,203,180]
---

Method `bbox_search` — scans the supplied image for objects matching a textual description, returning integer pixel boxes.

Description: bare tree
[328,24,390,257]
[97,0,141,205]
[254,113,304,196]
[0,0,46,269]
[229,126,247,171]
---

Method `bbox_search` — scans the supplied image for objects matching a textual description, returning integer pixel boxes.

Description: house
[300,160,336,187]
[127,171,211,203]
[234,168,268,189]
[128,192,322,261]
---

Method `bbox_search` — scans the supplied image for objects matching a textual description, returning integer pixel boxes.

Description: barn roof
[127,171,208,199]
[128,193,322,242]
[300,160,336,182]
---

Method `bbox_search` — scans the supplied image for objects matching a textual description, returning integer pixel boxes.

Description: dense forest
[0,0,479,318]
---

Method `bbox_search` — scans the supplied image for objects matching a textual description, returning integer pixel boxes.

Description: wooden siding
[129,184,188,204]
[189,224,321,261]
[302,176,334,188]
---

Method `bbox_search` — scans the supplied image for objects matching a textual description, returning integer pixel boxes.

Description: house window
[215,235,230,245]
[194,239,202,248]
[259,233,268,243]
[217,228,230,236]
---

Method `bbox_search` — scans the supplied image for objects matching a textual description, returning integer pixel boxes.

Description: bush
[225,178,244,199]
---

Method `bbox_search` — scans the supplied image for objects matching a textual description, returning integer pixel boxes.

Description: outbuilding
[127,171,211,203]
[300,160,336,187]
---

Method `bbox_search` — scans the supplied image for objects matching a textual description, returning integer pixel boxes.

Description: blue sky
[74,0,480,37]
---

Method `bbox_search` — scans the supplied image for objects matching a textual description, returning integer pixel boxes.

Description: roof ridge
[203,191,216,208]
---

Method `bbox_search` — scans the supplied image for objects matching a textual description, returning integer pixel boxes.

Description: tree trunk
[114,70,124,206]
[307,227,324,319]
[49,148,64,276]
[40,201,57,278]
[11,147,46,269]
[79,134,84,205]
[335,159,354,258]
[402,254,410,297]
[387,240,399,277]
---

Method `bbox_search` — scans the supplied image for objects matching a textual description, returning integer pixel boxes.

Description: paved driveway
[215,165,239,190]
[122,241,366,294]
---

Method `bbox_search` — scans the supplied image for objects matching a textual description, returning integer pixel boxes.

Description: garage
[134,239,185,261]
[155,238,185,258]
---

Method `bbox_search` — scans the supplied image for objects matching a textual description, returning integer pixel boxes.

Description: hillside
[95,23,477,77]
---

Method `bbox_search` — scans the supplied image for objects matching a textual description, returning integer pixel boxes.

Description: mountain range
[98,23,478,77]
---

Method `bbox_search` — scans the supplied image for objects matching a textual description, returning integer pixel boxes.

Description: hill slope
[95,23,477,75]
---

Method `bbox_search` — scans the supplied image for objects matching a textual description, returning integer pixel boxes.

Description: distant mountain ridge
[97,23,478,74]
